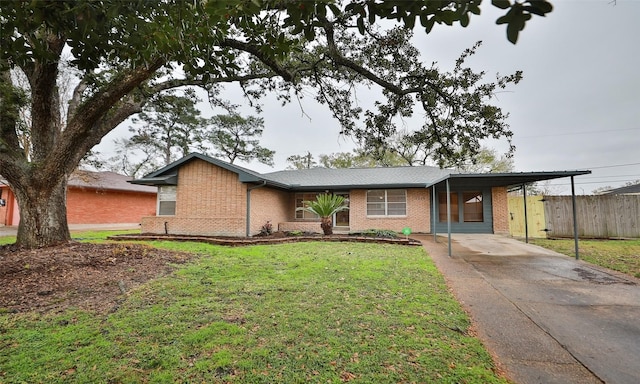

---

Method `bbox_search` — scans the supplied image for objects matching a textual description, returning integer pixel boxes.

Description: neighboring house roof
[600,183,640,195]
[131,152,592,191]
[2,171,156,193]
[69,170,156,193]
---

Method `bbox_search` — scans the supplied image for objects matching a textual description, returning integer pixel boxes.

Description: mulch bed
[0,242,192,314]
[108,233,423,246]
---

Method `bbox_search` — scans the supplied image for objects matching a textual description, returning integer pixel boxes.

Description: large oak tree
[0,0,552,248]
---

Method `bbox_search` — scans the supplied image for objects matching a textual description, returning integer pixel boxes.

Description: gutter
[246,181,267,237]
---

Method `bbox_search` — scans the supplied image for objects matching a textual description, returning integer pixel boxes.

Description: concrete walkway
[417,234,640,384]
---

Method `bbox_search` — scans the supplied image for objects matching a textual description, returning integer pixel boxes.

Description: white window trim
[157,185,177,216]
[366,189,407,217]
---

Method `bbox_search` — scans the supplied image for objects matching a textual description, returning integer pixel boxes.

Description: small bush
[258,221,273,236]
[287,230,304,236]
[357,229,398,239]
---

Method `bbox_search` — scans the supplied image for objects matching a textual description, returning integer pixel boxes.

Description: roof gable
[131,153,284,186]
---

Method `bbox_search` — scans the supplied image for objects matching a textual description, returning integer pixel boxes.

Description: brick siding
[491,186,510,234]
[249,187,290,235]
[141,159,250,236]
[349,188,431,233]
[66,187,156,224]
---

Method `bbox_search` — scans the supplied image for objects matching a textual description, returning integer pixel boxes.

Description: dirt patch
[0,242,192,314]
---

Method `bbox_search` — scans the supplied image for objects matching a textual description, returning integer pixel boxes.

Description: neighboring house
[131,153,590,237]
[0,171,156,226]
[599,183,640,195]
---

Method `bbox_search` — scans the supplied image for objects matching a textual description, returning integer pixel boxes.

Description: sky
[97,0,640,195]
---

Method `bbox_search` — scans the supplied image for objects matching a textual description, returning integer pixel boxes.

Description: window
[463,192,483,222]
[158,186,176,216]
[366,190,406,216]
[295,193,319,219]
[439,191,484,223]
[438,192,459,222]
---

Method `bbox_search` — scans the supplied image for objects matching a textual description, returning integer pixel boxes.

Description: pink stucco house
[131,153,589,237]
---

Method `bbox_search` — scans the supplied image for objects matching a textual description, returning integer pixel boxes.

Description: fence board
[543,195,640,238]
[508,196,547,238]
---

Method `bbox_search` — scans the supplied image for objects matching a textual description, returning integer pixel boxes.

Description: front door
[333,193,350,227]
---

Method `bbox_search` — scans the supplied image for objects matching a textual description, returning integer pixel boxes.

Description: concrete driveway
[418,234,640,384]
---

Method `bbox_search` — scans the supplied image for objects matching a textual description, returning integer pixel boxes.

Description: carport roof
[433,170,592,189]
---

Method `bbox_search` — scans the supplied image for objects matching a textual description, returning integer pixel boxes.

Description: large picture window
[158,186,176,216]
[439,191,484,223]
[366,190,407,216]
[463,192,483,222]
[295,193,320,219]
[438,192,459,222]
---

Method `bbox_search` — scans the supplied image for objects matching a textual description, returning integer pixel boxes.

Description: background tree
[0,0,553,248]
[205,114,274,165]
[104,138,160,179]
[129,91,206,166]
[453,147,515,173]
[286,152,318,170]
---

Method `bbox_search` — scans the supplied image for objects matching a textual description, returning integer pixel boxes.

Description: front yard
[530,238,640,278]
[0,239,508,383]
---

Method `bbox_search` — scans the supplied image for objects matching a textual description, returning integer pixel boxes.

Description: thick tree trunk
[13,176,70,248]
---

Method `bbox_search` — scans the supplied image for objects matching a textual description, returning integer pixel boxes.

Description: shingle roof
[130,153,591,191]
[69,171,156,193]
[600,183,640,195]
[262,166,451,190]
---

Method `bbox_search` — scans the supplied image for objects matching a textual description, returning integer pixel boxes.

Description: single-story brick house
[131,153,590,237]
[0,170,156,227]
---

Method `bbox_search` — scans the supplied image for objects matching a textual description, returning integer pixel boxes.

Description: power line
[517,127,640,139]
[587,162,640,170]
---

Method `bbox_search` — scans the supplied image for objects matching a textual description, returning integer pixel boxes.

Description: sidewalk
[417,234,640,384]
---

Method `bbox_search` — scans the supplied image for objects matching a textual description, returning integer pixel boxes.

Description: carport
[428,170,592,257]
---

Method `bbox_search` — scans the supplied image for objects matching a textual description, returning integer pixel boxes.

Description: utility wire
[517,127,639,139]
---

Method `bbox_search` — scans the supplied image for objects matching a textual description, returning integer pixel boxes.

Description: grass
[0,229,138,245]
[0,241,508,383]
[530,238,640,278]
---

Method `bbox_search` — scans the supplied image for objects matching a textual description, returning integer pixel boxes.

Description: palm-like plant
[297,194,349,235]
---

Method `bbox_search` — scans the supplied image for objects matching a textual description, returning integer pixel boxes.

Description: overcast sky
[98,1,640,194]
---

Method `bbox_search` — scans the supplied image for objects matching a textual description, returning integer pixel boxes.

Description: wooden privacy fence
[509,195,640,239]
[508,195,547,238]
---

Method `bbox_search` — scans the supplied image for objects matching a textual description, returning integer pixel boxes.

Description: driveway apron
[417,234,640,384]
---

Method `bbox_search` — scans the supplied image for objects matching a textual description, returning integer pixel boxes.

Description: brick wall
[66,188,156,224]
[349,188,431,233]
[249,187,290,235]
[492,186,510,235]
[278,221,324,233]
[141,159,250,236]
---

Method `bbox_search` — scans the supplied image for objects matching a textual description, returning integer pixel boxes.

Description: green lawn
[0,229,138,245]
[0,241,508,383]
[530,238,640,278]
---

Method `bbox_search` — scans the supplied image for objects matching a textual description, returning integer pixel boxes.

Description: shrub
[358,229,398,239]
